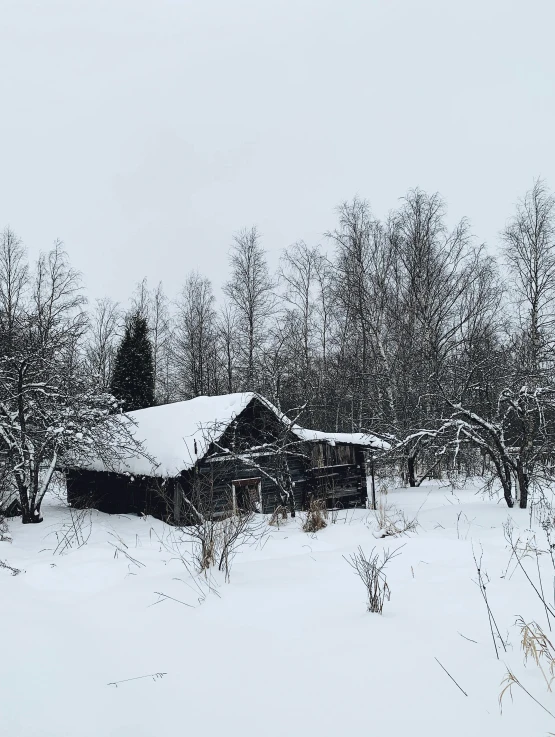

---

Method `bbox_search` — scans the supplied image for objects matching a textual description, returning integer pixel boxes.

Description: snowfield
[2,481,555,736]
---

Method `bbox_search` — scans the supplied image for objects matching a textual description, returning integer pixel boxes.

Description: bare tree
[85,297,122,390]
[223,227,275,389]
[279,242,330,421]
[280,242,321,375]
[384,190,503,483]
[0,227,28,346]
[328,199,375,395]
[327,199,400,433]
[217,303,239,394]
[502,179,555,377]
[130,277,150,321]
[149,282,172,403]
[0,243,138,523]
[129,279,174,403]
[174,272,218,398]
[33,241,87,348]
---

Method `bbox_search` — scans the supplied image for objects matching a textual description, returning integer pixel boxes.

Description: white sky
[1,0,554,304]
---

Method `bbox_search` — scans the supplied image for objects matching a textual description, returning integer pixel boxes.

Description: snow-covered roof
[292,427,390,450]
[84,393,261,477]
[75,392,389,478]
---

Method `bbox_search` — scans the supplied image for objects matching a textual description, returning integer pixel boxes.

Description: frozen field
[2,481,555,736]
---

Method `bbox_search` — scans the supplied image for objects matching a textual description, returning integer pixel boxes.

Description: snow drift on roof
[292,427,390,450]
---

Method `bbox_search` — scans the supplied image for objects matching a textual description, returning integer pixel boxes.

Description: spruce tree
[111,312,155,411]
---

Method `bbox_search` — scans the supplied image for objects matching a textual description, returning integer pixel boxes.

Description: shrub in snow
[268,505,288,528]
[373,501,418,539]
[175,503,267,582]
[302,498,327,533]
[345,545,402,614]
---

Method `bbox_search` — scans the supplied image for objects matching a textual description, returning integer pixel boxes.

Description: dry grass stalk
[518,617,555,691]
[499,667,555,719]
[374,501,418,538]
[268,505,288,528]
[302,498,327,533]
[499,668,519,713]
[344,545,402,613]
[200,535,216,571]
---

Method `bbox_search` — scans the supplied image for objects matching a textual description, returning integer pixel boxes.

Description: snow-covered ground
[2,481,555,736]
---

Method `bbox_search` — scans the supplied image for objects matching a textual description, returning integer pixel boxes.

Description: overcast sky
[1,0,554,304]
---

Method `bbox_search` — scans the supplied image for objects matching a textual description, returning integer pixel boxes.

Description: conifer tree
[111,312,155,411]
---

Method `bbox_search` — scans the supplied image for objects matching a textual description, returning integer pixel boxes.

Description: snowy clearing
[2,481,555,736]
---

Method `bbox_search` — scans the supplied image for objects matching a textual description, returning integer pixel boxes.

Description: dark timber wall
[66,469,171,519]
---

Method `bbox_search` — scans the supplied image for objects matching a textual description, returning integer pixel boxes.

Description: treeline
[2,180,555,514]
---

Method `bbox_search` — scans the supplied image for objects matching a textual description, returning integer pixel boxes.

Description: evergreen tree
[111,312,155,411]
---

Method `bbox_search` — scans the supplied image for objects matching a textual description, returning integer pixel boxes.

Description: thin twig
[108,542,146,568]
[434,657,468,697]
[473,546,506,657]
[108,672,167,687]
[0,559,22,576]
[537,553,552,631]
[510,540,555,619]
[458,632,478,644]
[150,591,193,608]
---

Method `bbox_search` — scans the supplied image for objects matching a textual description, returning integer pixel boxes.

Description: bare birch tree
[174,272,218,398]
[217,303,239,395]
[223,227,275,390]
[85,297,122,390]
[0,227,28,347]
[149,282,172,403]
[502,179,555,377]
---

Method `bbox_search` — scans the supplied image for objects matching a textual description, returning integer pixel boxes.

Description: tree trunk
[407,455,416,487]
[516,458,529,510]
[17,480,44,524]
[21,506,43,524]
[501,461,514,508]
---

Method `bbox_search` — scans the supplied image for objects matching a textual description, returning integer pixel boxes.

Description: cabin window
[311,443,355,467]
[232,477,262,513]
[335,444,355,465]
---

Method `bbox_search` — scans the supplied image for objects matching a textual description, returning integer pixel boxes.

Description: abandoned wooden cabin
[64,392,388,523]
